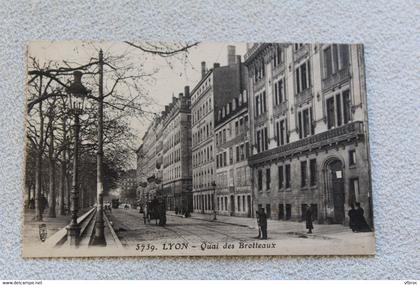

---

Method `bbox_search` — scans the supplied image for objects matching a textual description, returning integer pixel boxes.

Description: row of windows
[215,115,249,146]
[193,167,214,189]
[163,129,181,153]
[192,121,213,147]
[258,159,317,191]
[163,148,181,167]
[192,96,212,126]
[193,193,214,211]
[254,89,353,154]
[191,77,212,105]
[163,165,182,181]
[216,142,250,169]
[192,145,213,168]
[217,195,250,213]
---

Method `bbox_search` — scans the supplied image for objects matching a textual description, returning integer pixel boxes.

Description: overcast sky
[28,41,247,148]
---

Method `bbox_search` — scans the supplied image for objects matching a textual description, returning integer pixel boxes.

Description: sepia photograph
[22,41,375,257]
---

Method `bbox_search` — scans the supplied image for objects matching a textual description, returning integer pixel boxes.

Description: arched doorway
[325,158,345,224]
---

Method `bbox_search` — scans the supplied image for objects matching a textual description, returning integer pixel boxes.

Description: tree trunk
[59,161,66,215]
[35,79,44,221]
[48,117,56,218]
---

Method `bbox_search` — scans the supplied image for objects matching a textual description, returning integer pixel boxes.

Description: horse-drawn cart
[143,197,166,226]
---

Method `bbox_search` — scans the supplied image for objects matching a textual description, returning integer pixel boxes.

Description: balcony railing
[294,44,310,62]
[273,102,287,117]
[295,87,313,106]
[322,67,350,91]
[255,112,268,126]
[249,121,364,166]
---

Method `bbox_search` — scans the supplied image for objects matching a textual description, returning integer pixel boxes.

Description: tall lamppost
[66,71,88,246]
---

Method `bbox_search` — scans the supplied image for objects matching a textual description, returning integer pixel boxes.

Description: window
[327,90,352,129]
[324,46,333,77]
[343,90,351,124]
[229,147,233,164]
[274,79,285,105]
[266,168,271,190]
[258,170,263,191]
[298,108,314,138]
[278,165,284,189]
[237,196,241,212]
[323,44,350,78]
[285,164,291,188]
[310,159,317,186]
[301,161,307,187]
[256,128,268,153]
[327,97,335,129]
[273,46,283,67]
[295,60,311,94]
[349,150,356,166]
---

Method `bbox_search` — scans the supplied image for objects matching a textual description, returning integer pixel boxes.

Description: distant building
[214,89,252,218]
[244,43,373,225]
[118,169,137,202]
[191,45,247,214]
[161,87,193,212]
[136,118,161,203]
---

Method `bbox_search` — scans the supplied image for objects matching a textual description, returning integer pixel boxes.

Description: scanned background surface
[0,0,418,279]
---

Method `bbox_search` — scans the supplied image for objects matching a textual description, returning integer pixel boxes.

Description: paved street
[109,208,375,255]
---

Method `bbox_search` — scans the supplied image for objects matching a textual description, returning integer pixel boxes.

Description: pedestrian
[305,204,314,234]
[259,208,268,240]
[40,194,48,214]
[255,210,261,239]
[355,202,371,232]
[348,204,357,232]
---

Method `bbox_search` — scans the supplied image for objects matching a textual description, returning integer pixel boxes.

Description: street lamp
[66,70,88,246]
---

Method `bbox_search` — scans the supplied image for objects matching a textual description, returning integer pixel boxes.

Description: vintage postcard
[22,41,375,257]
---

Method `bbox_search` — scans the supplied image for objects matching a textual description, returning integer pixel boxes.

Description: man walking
[259,208,268,240]
[306,204,314,234]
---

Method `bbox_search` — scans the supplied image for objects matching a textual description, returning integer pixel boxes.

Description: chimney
[201,61,206,78]
[178,92,183,98]
[184,85,190,97]
[165,105,169,113]
[227,45,236,66]
[213,62,220,69]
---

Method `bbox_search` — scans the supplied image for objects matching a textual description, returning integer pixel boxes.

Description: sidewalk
[22,208,91,247]
[167,210,355,239]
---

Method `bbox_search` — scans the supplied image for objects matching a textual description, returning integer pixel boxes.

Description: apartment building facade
[214,90,252,218]
[245,43,372,225]
[161,87,193,212]
[191,45,246,214]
